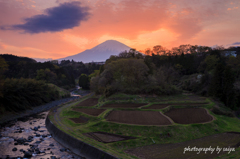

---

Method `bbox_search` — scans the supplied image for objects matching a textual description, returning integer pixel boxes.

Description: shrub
[79,74,90,90]
[0,78,60,112]
[91,58,182,97]
[211,106,234,117]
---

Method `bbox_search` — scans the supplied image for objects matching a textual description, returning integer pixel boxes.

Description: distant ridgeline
[0,54,37,63]
[0,54,101,90]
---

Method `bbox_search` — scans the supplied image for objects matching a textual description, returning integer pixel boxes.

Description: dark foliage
[0,78,59,112]
[91,46,240,110]
[1,55,101,90]
[79,74,90,90]
[91,52,181,97]
[0,54,37,63]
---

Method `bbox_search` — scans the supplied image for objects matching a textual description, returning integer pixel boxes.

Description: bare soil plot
[101,103,147,109]
[164,108,213,124]
[76,98,99,107]
[72,108,106,116]
[69,116,89,123]
[83,132,136,143]
[126,132,240,159]
[106,110,172,125]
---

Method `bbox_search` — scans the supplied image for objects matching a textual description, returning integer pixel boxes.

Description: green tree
[204,55,220,71]
[0,57,8,97]
[1,78,59,112]
[105,58,149,87]
[79,74,90,89]
[153,45,166,55]
[99,65,105,74]
[222,66,235,109]
[208,63,225,98]
[89,70,100,79]
[208,63,236,109]
[36,68,57,84]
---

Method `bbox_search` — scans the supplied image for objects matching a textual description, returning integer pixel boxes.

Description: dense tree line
[90,50,181,97]
[0,78,60,113]
[0,54,101,90]
[0,54,101,113]
[90,46,240,110]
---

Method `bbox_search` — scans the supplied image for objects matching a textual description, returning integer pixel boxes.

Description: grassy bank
[0,79,70,118]
[49,93,240,159]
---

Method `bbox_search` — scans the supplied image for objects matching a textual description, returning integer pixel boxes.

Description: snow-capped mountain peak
[57,40,131,63]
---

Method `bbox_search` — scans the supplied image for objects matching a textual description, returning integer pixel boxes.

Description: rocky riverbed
[0,111,85,158]
[0,89,91,158]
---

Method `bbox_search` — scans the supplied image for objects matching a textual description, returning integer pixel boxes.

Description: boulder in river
[33,127,38,131]
[12,147,17,151]
[24,151,32,158]
[60,148,66,152]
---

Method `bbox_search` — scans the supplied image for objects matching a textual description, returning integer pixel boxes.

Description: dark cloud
[2,1,90,33]
[232,42,240,45]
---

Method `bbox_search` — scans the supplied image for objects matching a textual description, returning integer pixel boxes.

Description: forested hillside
[90,46,240,111]
[0,54,101,114]
[1,54,101,90]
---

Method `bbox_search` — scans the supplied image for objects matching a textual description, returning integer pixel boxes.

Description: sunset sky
[0,0,240,60]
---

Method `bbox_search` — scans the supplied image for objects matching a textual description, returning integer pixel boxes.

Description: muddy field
[106,110,172,125]
[75,98,99,107]
[126,132,240,159]
[69,116,89,123]
[101,103,147,109]
[83,132,136,143]
[164,108,213,124]
[72,108,106,116]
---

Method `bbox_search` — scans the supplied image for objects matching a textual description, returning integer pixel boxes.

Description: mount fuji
[57,40,131,63]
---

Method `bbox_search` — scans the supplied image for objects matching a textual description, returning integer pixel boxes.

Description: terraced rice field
[164,108,213,124]
[83,132,136,143]
[69,116,89,123]
[106,110,172,125]
[142,102,208,110]
[72,108,106,116]
[126,132,240,159]
[142,104,169,109]
[75,98,99,107]
[101,103,147,109]
[55,93,240,159]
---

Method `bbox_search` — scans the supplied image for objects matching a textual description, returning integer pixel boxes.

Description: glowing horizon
[0,0,240,59]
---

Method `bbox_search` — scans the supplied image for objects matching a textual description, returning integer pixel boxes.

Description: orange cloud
[1,0,240,59]
[227,7,239,11]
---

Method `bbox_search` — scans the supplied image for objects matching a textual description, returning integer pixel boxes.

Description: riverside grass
[50,93,240,159]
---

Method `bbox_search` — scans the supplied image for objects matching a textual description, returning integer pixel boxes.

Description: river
[0,89,90,159]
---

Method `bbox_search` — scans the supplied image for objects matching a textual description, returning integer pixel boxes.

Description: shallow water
[0,111,84,159]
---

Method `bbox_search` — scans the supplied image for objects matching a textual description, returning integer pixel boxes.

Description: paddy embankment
[47,92,240,159]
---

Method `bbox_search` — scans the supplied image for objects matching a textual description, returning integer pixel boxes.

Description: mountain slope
[57,40,131,63]
[0,54,37,63]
